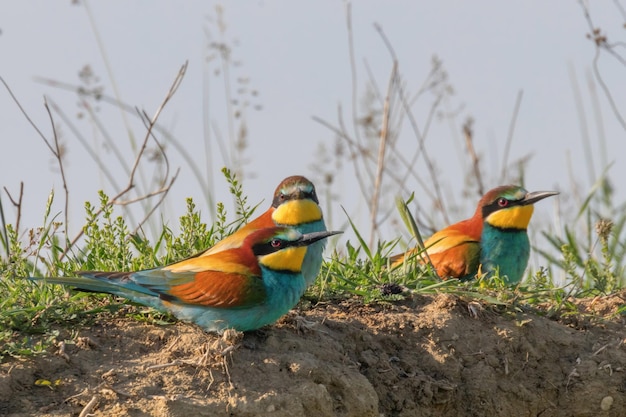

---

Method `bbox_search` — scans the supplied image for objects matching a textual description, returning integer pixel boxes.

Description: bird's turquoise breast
[294,219,327,286]
[480,224,530,285]
[261,266,307,322]
[171,267,306,332]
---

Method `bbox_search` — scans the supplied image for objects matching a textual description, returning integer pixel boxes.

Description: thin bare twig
[312,116,405,187]
[60,63,187,259]
[3,182,24,237]
[391,89,443,201]
[34,76,136,113]
[346,2,362,148]
[201,33,216,217]
[120,61,186,199]
[313,106,375,205]
[0,77,56,154]
[0,77,71,237]
[0,193,8,259]
[48,93,141,240]
[318,19,445,232]
[83,0,136,150]
[374,24,450,224]
[138,109,171,188]
[370,62,398,246]
[500,90,524,182]
[591,47,626,133]
[46,98,123,191]
[341,4,370,207]
[110,178,177,206]
[579,0,626,132]
[587,72,609,170]
[463,118,484,195]
[39,84,213,214]
[362,58,427,198]
[214,7,237,165]
[133,169,181,235]
[43,98,70,238]
[568,64,596,185]
[400,91,449,224]
[78,395,98,417]
[338,103,375,189]
[79,98,132,177]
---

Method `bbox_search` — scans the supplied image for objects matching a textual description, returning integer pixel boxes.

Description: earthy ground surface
[1,292,625,417]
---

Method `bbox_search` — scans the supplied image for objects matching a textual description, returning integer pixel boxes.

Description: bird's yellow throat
[260,247,307,273]
[486,205,534,230]
[273,199,322,225]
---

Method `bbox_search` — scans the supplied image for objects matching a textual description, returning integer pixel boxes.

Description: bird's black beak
[521,191,559,205]
[296,230,343,246]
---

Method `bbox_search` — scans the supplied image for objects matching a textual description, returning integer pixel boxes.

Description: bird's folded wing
[132,250,267,308]
[423,229,480,278]
[390,228,480,278]
[423,229,478,254]
[163,270,266,308]
[390,228,473,263]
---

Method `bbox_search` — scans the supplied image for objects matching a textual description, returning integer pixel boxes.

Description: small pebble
[600,396,613,411]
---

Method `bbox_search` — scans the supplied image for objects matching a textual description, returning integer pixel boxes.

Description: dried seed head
[595,218,613,242]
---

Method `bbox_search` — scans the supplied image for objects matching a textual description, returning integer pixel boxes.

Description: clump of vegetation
[0,170,253,359]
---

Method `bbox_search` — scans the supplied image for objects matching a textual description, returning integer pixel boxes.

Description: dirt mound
[1,292,625,416]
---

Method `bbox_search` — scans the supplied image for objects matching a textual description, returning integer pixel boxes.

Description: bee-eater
[202,176,328,287]
[391,185,558,284]
[29,227,342,332]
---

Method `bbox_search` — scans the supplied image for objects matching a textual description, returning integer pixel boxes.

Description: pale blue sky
[1,1,625,260]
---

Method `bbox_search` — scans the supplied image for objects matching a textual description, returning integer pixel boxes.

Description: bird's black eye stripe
[253,238,289,256]
[482,197,522,218]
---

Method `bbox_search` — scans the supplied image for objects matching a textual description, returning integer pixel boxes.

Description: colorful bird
[29,227,342,332]
[391,185,558,284]
[201,175,328,287]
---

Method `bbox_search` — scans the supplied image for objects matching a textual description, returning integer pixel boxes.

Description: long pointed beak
[296,230,343,246]
[521,190,559,205]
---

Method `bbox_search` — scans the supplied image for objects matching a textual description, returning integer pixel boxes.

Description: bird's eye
[270,239,282,248]
[279,193,286,201]
[497,198,509,207]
